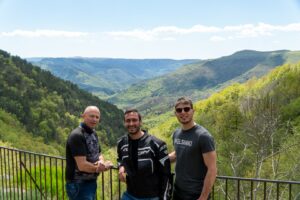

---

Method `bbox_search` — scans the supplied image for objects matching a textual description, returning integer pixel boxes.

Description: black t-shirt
[65,123,101,181]
[129,137,140,170]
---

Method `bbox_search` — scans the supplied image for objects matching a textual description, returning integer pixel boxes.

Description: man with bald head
[66,106,112,200]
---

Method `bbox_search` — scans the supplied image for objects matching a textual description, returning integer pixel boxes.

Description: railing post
[110,168,113,200]
[8,149,12,199]
[50,157,53,199]
[34,154,37,199]
[29,152,32,199]
[19,151,23,200]
[62,159,65,200]
[118,178,121,200]
[3,148,7,200]
[276,182,279,200]
[44,155,47,200]
[55,158,59,200]
[264,181,267,200]
[39,154,42,200]
[0,148,4,200]
[102,171,105,200]
[15,149,20,199]
[289,184,292,200]
[237,179,240,200]
[225,178,228,199]
[250,180,253,200]
[11,149,16,200]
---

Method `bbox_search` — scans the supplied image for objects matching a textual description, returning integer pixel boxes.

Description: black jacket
[117,131,171,200]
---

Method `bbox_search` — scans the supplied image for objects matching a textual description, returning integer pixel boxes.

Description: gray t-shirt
[173,124,215,196]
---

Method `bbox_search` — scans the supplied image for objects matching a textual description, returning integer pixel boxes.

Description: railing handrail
[217,175,300,185]
[0,146,65,160]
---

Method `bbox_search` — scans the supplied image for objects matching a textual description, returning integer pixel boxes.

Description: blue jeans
[121,191,159,200]
[66,180,97,200]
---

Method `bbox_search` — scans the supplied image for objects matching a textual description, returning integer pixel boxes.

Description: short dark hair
[174,96,193,109]
[124,108,142,121]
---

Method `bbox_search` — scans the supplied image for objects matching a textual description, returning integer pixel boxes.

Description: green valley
[0,50,126,155]
[28,58,197,98]
[109,50,300,118]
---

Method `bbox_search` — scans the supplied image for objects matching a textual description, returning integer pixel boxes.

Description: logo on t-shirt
[174,138,193,146]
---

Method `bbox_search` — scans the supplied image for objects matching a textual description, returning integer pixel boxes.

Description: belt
[66,179,96,184]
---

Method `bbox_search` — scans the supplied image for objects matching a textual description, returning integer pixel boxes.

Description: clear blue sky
[1,0,300,59]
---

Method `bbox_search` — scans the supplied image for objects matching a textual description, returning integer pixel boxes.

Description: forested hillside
[28,58,197,98]
[150,62,300,181]
[0,50,126,154]
[110,50,300,117]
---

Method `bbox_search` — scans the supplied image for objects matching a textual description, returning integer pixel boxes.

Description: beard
[127,126,141,135]
[177,115,192,124]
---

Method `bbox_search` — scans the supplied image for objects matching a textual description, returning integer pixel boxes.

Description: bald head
[82,106,101,128]
[83,106,100,115]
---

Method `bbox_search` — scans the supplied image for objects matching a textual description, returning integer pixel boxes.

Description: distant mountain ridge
[28,58,198,98]
[108,50,300,115]
[27,50,300,117]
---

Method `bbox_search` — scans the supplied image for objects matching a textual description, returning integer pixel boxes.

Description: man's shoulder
[194,125,215,148]
[68,127,83,138]
[70,126,82,134]
[195,125,213,137]
[173,127,181,133]
[117,135,128,146]
[172,127,182,138]
[146,134,166,148]
[66,127,85,146]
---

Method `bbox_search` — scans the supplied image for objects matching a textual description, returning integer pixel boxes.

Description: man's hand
[95,160,106,173]
[103,160,113,170]
[118,166,126,182]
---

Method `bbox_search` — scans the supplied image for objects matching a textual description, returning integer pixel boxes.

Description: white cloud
[0,29,89,38]
[106,23,300,41]
[3,23,300,41]
[1,23,299,59]
[107,25,221,41]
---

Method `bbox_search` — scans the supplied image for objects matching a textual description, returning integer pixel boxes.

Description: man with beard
[169,97,217,200]
[117,109,171,200]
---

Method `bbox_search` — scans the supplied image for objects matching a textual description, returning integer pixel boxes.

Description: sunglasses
[175,107,191,113]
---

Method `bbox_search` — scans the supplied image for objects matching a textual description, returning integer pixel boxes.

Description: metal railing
[0,146,125,200]
[212,176,300,200]
[1,146,300,200]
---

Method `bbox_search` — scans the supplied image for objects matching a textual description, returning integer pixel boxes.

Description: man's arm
[74,156,106,173]
[168,151,176,163]
[157,143,171,200]
[198,151,217,200]
[117,139,126,182]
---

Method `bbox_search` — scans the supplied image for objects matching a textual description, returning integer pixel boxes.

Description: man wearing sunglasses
[169,97,217,200]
